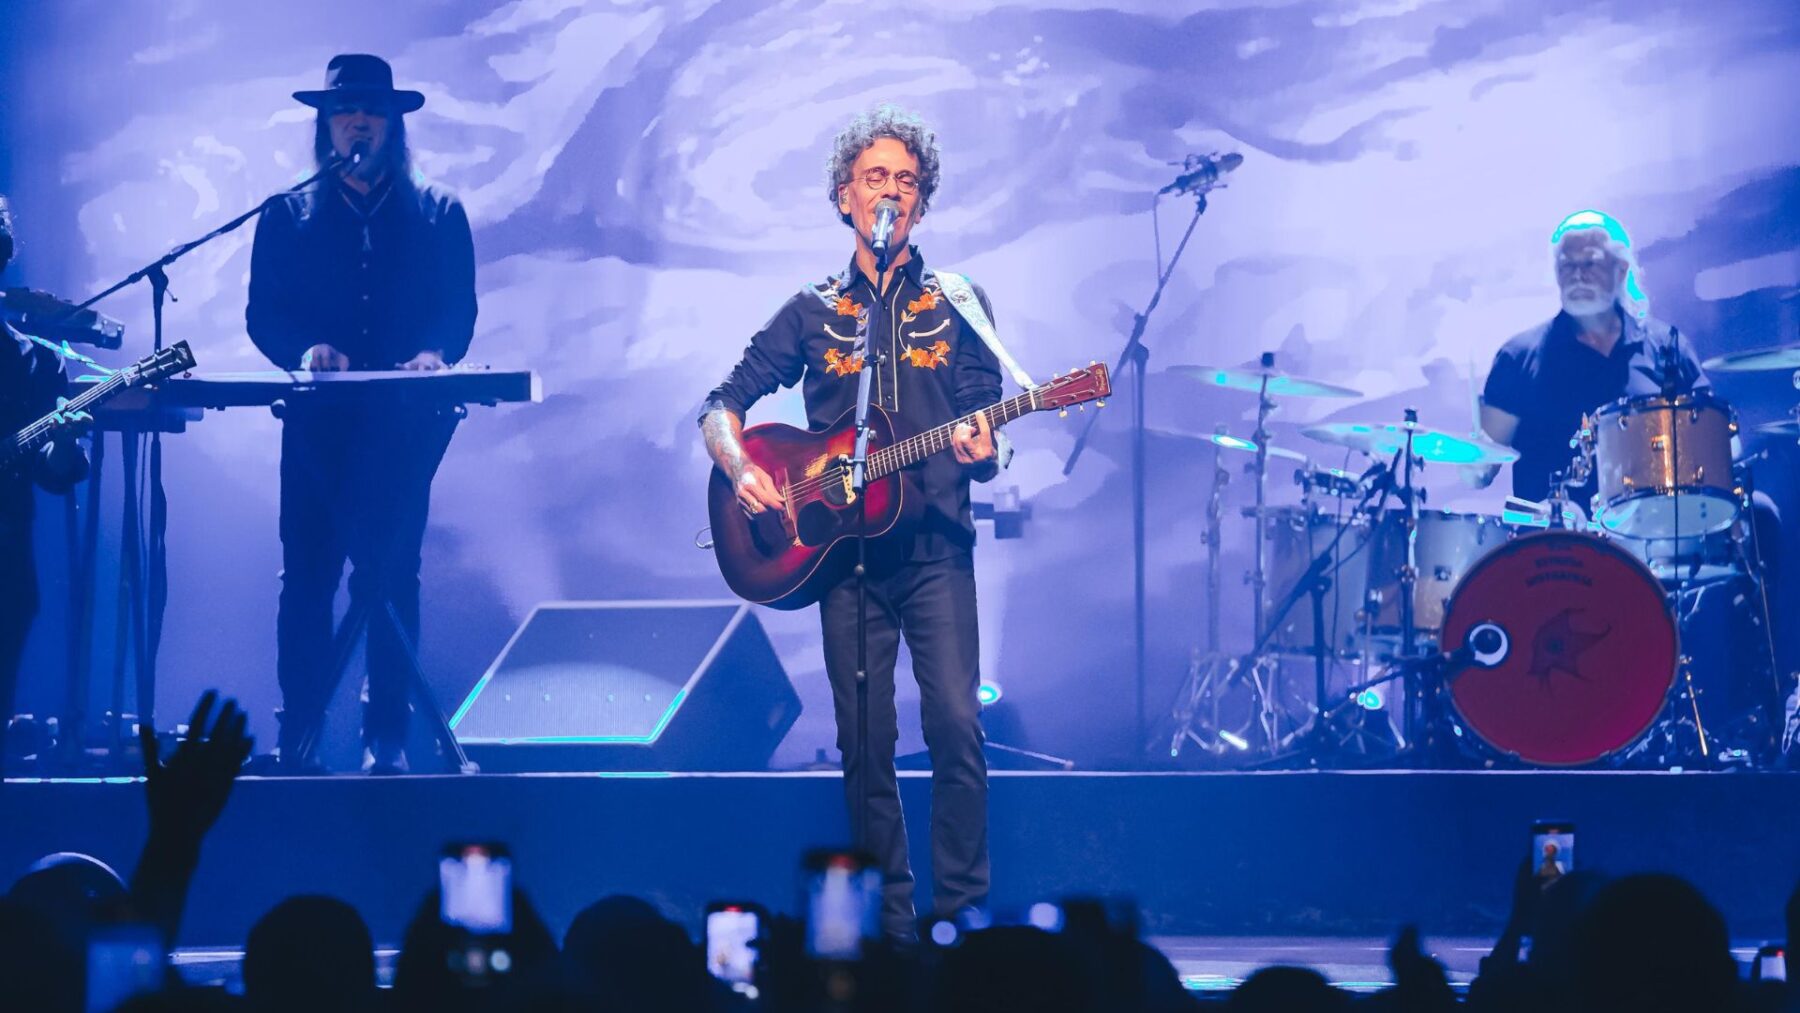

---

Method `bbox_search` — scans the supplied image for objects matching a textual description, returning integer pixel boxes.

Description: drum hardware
[1160,354,1370,762]
[1234,451,1404,768]
[1167,427,1267,758]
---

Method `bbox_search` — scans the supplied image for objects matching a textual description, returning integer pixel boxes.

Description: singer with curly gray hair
[700,105,1010,941]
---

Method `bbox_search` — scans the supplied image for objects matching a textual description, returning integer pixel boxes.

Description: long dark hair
[312,111,412,183]
[0,193,14,271]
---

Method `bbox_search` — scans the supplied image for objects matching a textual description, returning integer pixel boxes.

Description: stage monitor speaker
[450,600,802,772]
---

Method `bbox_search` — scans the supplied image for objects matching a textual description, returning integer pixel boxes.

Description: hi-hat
[1204,432,1306,462]
[1302,422,1519,465]
[1166,364,1362,399]
[1702,345,1800,372]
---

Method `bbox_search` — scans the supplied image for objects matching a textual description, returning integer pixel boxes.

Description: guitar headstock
[1034,363,1111,413]
[132,341,197,385]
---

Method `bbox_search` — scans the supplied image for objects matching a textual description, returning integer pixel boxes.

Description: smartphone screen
[803,850,880,960]
[705,904,762,989]
[1756,946,1786,982]
[86,924,166,1013]
[440,843,513,934]
[1530,821,1575,887]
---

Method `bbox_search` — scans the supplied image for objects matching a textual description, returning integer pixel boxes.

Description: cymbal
[1166,364,1362,399]
[1204,432,1306,462]
[1756,419,1800,437]
[1301,422,1520,465]
[1702,345,1800,372]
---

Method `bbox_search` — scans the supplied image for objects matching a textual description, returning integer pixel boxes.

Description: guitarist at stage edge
[0,193,91,772]
[699,105,1006,943]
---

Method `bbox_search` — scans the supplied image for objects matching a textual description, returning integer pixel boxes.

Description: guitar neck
[6,369,133,460]
[867,388,1038,479]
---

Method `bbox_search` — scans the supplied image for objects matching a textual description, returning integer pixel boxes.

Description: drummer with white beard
[1468,210,1788,761]
[1467,210,1709,507]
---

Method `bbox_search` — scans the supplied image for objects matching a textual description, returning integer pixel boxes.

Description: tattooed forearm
[700,405,750,479]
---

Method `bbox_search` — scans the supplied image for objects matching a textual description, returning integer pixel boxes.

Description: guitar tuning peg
[1089,359,1098,366]
[1097,399,1106,408]
[1053,371,1062,379]
[1058,408,1069,418]
[1077,404,1086,412]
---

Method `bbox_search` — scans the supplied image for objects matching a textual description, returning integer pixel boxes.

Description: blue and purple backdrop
[4,0,1798,768]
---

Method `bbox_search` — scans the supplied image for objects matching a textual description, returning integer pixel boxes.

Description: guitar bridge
[824,456,857,507]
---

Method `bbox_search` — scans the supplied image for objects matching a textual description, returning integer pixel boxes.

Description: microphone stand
[847,241,888,857]
[58,154,349,763]
[1063,188,1213,757]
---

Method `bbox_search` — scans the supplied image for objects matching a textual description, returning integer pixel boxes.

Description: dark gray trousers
[819,550,990,938]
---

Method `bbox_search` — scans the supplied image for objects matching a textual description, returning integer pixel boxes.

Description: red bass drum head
[1442,531,1677,766]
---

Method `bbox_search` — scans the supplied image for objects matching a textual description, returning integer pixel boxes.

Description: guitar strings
[777,393,1037,503]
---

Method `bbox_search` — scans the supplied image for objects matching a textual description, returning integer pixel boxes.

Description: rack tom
[1592,391,1739,539]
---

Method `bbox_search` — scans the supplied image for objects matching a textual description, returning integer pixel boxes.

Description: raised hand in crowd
[1366,925,1456,1013]
[131,691,253,944]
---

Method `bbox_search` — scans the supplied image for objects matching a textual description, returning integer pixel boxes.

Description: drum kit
[1164,347,1793,770]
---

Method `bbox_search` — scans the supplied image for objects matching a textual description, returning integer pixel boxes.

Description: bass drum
[1442,531,1677,766]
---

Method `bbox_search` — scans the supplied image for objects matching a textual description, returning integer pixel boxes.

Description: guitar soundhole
[794,500,838,547]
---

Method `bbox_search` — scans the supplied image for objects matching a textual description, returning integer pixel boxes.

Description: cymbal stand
[1164,428,1246,758]
[1242,457,1400,768]
[1347,408,1460,767]
[1250,353,1276,643]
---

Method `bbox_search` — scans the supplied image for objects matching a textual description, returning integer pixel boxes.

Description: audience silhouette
[4,690,1796,1011]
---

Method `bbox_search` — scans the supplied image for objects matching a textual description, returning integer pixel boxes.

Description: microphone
[1159,152,1243,196]
[870,198,901,270]
[1442,621,1510,670]
[349,140,370,167]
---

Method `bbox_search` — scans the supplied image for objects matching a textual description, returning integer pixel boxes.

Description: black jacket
[246,175,476,371]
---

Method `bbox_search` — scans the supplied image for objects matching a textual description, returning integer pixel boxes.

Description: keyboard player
[246,54,477,774]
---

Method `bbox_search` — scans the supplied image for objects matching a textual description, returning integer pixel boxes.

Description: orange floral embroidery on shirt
[834,296,863,317]
[905,340,951,369]
[824,347,865,376]
[906,289,941,315]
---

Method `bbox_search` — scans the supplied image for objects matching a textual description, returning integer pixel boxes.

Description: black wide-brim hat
[292,53,425,113]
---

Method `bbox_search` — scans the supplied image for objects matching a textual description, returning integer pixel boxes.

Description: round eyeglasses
[852,167,921,194]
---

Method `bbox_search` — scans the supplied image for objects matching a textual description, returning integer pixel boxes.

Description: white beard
[1560,291,1614,317]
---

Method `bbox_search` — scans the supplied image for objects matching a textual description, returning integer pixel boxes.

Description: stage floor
[161,934,1783,999]
[4,769,1795,951]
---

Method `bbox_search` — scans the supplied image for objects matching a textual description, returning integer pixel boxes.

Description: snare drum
[1443,531,1677,765]
[1592,391,1740,539]
[1624,528,1742,585]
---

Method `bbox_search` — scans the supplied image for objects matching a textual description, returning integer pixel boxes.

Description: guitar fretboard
[867,388,1039,479]
[7,367,135,458]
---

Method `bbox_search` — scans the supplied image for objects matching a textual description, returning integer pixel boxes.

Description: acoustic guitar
[708,363,1110,609]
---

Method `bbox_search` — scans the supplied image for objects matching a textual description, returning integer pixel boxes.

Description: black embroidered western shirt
[703,247,1005,560]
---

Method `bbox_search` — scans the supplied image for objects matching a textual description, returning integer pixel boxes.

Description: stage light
[930,920,959,946]
[977,682,1002,706]
[1026,902,1064,932]
[1356,688,1384,710]
[1219,730,1249,751]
